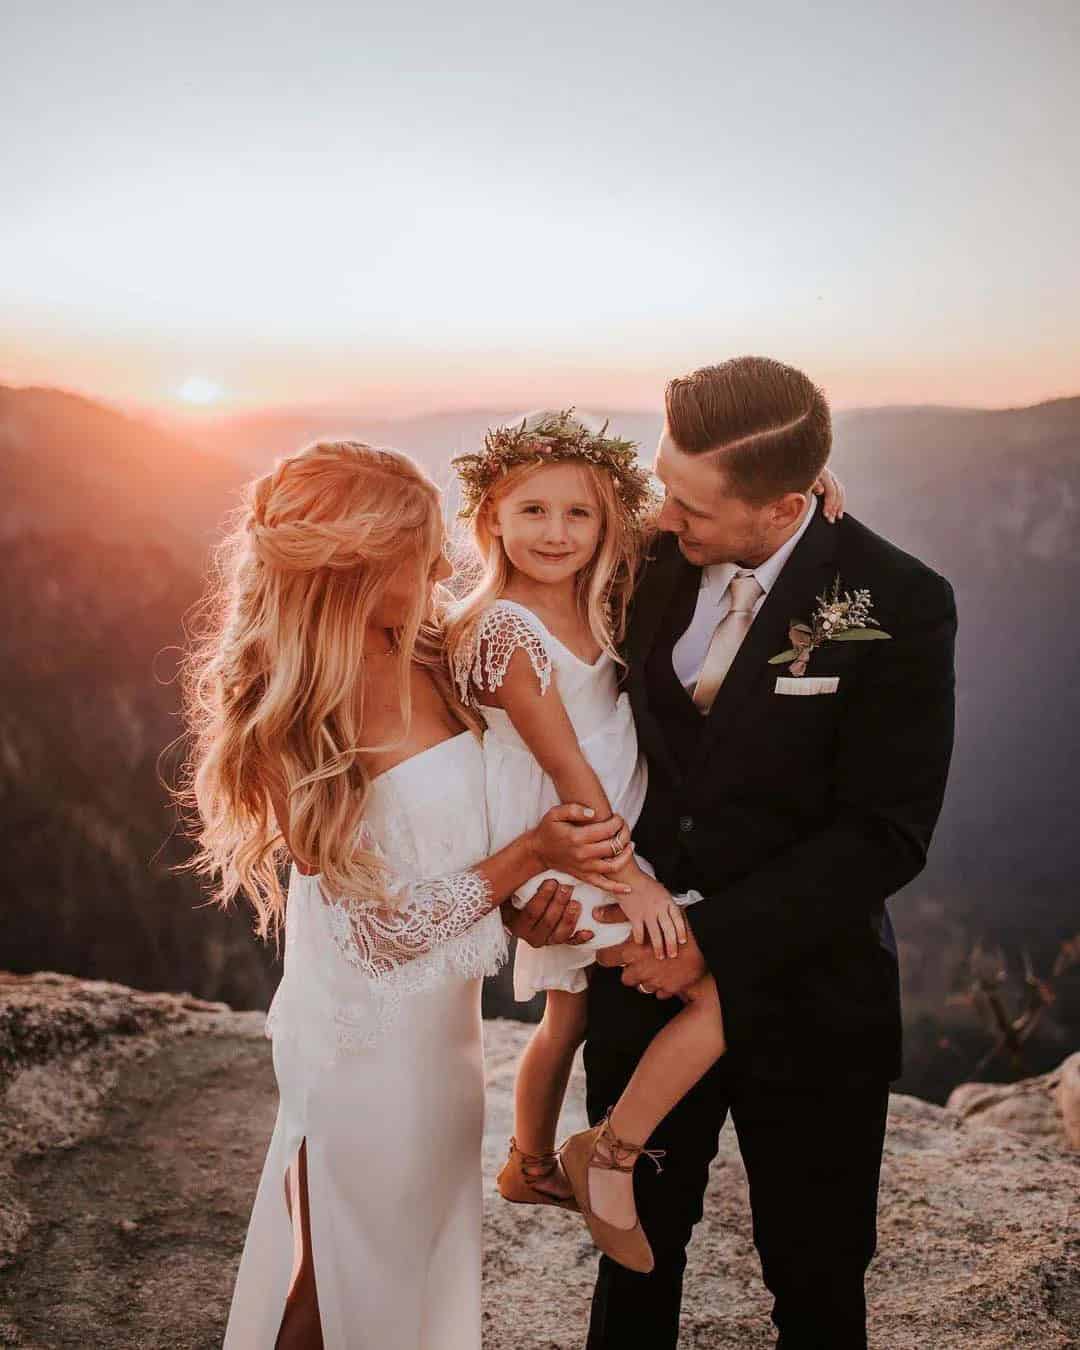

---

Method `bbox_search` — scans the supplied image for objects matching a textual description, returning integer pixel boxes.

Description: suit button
[679,815,694,833]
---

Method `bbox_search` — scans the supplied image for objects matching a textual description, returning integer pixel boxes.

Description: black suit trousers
[584,967,889,1350]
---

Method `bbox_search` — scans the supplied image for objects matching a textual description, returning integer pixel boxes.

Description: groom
[507,356,956,1348]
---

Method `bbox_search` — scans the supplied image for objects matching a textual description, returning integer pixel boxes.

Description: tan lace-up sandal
[496,1138,580,1212]
[560,1110,665,1274]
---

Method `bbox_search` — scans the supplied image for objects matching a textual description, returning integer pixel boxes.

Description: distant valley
[2,384,1077,1098]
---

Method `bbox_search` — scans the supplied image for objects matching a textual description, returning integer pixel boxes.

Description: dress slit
[275,1139,325,1350]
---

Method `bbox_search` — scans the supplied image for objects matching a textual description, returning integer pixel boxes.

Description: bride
[180,440,633,1349]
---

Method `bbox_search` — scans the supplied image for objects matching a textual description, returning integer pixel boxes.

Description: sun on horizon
[175,376,225,408]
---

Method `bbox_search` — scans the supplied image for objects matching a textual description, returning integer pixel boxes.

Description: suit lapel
[627,533,694,665]
[627,534,698,785]
[696,508,840,756]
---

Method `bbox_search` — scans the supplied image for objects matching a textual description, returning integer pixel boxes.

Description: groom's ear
[770,491,811,530]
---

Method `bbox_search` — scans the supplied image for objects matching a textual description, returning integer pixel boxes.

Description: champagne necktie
[691,571,765,714]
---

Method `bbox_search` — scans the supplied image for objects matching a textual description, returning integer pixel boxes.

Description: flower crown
[451,409,656,522]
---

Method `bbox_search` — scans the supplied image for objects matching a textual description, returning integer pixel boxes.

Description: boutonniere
[768,575,892,676]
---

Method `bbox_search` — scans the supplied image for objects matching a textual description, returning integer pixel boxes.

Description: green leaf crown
[451,409,657,522]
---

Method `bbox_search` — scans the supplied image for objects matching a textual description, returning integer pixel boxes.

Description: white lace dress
[223,731,506,1350]
[453,599,695,1001]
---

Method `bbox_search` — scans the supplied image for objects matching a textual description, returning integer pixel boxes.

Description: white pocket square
[774,676,839,696]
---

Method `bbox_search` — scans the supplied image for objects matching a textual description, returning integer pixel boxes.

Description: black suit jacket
[625,509,957,1081]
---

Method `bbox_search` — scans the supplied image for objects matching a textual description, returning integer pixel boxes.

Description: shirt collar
[701,493,817,600]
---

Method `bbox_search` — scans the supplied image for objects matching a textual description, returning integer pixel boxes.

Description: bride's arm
[322,808,637,977]
[269,777,632,977]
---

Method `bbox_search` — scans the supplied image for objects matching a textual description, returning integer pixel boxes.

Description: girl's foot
[559,1111,665,1274]
[586,1159,638,1231]
[496,1138,579,1212]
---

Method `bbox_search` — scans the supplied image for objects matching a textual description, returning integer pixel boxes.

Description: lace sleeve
[321,869,496,980]
[451,602,552,707]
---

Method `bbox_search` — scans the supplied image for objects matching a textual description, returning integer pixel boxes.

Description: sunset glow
[176,377,224,407]
[2,2,1077,418]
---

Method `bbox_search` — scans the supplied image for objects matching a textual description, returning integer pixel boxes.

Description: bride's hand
[530,805,635,895]
[812,467,846,522]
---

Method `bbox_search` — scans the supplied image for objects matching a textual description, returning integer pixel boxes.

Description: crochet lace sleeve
[451,603,552,707]
[321,868,497,980]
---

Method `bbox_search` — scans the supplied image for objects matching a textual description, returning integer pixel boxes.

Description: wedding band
[638,983,650,994]
[609,834,621,858]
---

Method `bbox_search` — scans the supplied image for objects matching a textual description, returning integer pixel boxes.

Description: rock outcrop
[947,1051,1080,1152]
[1,972,1077,1349]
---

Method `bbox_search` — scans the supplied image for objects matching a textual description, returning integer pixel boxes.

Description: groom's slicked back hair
[664,356,832,506]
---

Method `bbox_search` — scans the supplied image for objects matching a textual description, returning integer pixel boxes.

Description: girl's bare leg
[513,988,588,1197]
[589,975,726,1228]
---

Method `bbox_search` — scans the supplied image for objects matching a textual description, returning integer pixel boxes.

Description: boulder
[947,1051,1080,1151]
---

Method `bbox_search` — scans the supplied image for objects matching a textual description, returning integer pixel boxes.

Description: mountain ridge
[2,381,1077,1100]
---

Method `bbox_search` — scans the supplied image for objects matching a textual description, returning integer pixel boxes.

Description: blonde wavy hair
[178,439,477,940]
[445,411,648,675]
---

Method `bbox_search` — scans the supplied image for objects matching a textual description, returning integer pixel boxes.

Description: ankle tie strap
[594,1111,666,1175]
[508,1137,561,1178]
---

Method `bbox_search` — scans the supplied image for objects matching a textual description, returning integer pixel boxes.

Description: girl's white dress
[223,731,507,1350]
[454,599,696,1001]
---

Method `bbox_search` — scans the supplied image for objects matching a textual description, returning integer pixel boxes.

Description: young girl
[447,410,726,1275]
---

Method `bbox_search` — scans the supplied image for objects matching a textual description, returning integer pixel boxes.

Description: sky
[1,1,1078,417]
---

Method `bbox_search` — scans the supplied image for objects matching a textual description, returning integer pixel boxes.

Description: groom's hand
[595,922,708,999]
[501,881,595,949]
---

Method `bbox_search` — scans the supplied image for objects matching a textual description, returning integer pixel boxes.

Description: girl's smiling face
[487,461,603,587]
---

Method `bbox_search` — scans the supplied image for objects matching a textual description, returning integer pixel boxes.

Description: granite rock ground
[0,974,1076,1349]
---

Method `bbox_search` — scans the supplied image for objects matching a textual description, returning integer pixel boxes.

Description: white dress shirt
[672,493,818,690]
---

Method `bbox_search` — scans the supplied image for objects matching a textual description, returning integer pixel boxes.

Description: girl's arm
[485,647,687,958]
[482,647,616,826]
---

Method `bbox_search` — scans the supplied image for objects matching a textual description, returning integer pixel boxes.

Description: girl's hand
[812,467,846,523]
[618,874,688,959]
[531,805,634,895]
